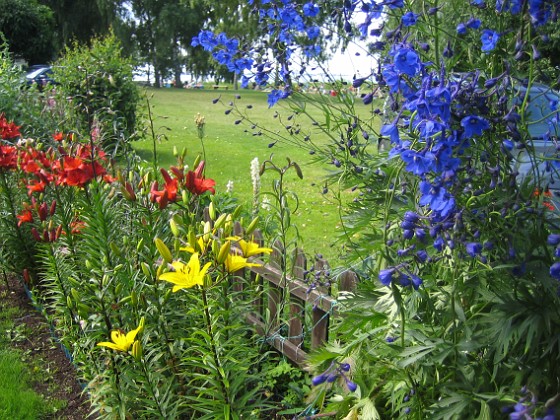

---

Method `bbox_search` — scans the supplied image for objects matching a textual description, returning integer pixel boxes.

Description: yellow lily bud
[193,154,201,169]
[117,169,124,184]
[246,216,260,236]
[154,238,173,263]
[131,291,138,306]
[209,202,216,221]
[182,190,188,204]
[136,238,144,252]
[232,205,242,220]
[115,283,123,295]
[214,213,227,230]
[188,230,197,252]
[132,340,143,362]
[217,241,232,265]
[141,262,151,278]
[170,219,180,237]
[173,145,178,157]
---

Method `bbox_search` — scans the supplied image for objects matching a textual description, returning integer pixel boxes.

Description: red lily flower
[17,207,34,226]
[185,161,215,195]
[0,113,21,140]
[150,168,179,209]
[0,145,18,170]
[53,132,64,142]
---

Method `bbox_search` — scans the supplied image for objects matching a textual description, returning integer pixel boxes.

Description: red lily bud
[125,182,136,201]
[50,200,56,216]
[38,202,48,222]
[31,227,42,242]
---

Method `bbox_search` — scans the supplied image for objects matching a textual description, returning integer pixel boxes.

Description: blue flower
[548,234,560,245]
[461,115,490,138]
[192,30,218,51]
[456,23,467,35]
[267,89,290,108]
[419,181,456,217]
[466,242,482,257]
[467,18,482,29]
[529,0,553,26]
[393,47,421,76]
[481,29,500,52]
[550,262,560,280]
[303,2,320,17]
[306,26,320,39]
[380,122,401,144]
[379,268,395,286]
[401,12,419,27]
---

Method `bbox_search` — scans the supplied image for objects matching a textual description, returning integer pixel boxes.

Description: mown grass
[133,88,358,262]
[0,291,59,419]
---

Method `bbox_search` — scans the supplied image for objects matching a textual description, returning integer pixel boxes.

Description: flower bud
[132,340,143,361]
[154,238,173,264]
[217,241,232,265]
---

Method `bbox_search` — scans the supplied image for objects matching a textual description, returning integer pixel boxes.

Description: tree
[38,0,118,52]
[0,0,56,64]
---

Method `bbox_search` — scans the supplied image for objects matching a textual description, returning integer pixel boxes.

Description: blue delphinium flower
[402,11,419,27]
[191,30,218,51]
[496,0,523,14]
[461,115,490,138]
[466,242,483,257]
[380,122,401,144]
[267,89,290,108]
[379,268,395,286]
[393,47,422,76]
[467,17,482,29]
[457,23,467,35]
[419,180,456,217]
[303,2,320,17]
[550,262,560,280]
[528,0,554,26]
[481,29,500,52]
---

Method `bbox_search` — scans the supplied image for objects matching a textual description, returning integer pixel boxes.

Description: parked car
[25,66,56,90]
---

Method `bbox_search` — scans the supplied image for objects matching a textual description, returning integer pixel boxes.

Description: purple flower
[311,374,327,385]
[346,380,358,392]
[481,29,500,52]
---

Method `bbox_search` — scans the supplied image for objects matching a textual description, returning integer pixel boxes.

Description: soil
[0,275,92,420]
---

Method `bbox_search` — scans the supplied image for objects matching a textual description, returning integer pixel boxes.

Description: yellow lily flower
[97,321,144,352]
[225,253,262,273]
[159,252,212,292]
[227,236,273,257]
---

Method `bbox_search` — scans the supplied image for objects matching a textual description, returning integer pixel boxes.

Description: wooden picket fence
[230,222,357,367]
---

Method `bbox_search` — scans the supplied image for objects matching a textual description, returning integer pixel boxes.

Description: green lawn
[133,88,354,263]
[0,292,60,419]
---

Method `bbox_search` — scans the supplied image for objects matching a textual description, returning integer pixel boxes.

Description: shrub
[53,32,140,156]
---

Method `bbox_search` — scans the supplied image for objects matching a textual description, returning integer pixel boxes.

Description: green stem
[140,357,166,418]
[201,287,231,408]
